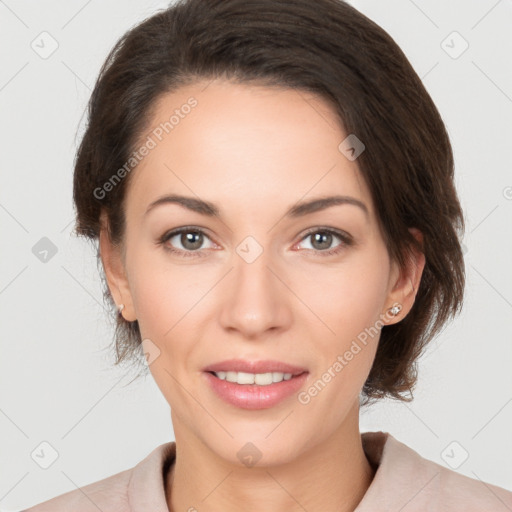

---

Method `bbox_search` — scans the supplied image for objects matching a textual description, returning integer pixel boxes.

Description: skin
[100,79,425,512]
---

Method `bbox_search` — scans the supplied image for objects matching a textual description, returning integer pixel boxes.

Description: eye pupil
[311,232,332,250]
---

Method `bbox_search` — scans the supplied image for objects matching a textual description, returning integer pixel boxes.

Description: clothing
[22,431,512,511]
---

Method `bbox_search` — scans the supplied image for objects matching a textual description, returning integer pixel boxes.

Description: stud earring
[117,304,125,314]
[389,304,402,316]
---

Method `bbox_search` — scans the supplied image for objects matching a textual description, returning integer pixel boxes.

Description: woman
[24,0,512,510]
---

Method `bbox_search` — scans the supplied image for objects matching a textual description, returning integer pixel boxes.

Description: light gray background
[1,0,511,510]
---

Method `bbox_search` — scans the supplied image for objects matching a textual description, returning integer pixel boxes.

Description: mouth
[202,359,309,410]
[206,370,306,385]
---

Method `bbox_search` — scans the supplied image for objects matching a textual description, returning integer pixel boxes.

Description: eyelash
[156,226,354,259]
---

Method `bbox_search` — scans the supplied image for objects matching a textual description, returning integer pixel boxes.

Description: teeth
[213,371,293,385]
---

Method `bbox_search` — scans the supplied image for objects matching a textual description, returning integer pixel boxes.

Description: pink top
[23,431,512,511]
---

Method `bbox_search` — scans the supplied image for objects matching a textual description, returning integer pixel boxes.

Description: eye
[157,226,353,259]
[157,227,216,258]
[295,228,353,256]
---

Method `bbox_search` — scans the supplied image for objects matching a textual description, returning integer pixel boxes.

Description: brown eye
[178,231,204,251]
[158,227,216,258]
[296,228,353,256]
[310,231,334,251]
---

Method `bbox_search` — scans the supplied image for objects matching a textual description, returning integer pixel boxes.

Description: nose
[218,248,293,340]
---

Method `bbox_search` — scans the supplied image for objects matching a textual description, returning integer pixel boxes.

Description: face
[101,79,418,466]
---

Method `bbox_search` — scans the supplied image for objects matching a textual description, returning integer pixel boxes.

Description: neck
[166,403,375,512]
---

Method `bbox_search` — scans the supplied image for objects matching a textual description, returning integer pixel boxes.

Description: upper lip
[203,359,308,376]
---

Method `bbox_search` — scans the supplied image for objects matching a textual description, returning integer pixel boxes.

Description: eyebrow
[144,194,369,219]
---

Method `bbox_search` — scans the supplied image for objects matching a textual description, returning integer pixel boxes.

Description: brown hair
[73,0,465,405]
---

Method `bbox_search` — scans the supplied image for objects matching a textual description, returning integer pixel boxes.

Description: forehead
[126,79,374,222]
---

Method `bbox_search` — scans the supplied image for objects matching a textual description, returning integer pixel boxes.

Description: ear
[381,227,425,325]
[98,211,137,322]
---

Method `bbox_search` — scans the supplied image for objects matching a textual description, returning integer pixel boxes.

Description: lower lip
[203,371,309,410]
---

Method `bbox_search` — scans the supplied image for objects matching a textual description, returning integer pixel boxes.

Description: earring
[388,304,402,316]
[117,303,125,314]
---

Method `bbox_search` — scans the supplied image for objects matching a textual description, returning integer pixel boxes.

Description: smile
[210,371,294,385]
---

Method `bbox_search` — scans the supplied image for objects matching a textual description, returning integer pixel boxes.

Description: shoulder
[22,442,176,512]
[22,467,133,512]
[358,431,512,511]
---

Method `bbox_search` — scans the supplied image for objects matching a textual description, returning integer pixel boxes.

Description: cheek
[126,248,208,406]
[127,245,208,340]
[297,257,389,427]
[300,248,391,346]
[295,247,390,409]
